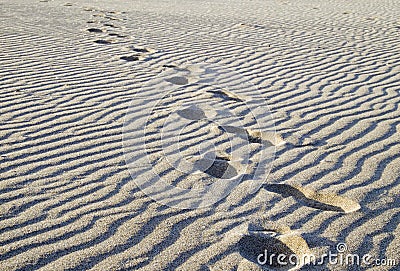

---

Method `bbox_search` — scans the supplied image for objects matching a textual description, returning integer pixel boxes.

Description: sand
[0,0,399,270]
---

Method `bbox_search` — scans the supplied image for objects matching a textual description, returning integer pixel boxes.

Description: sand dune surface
[1,0,399,270]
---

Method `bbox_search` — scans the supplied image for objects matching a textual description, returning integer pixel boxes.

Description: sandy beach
[0,0,399,270]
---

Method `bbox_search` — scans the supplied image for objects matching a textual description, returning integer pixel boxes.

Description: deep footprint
[109,33,126,38]
[264,183,361,213]
[120,55,139,62]
[132,48,150,53]
[163,64,178,68]
[87,28,103,33]
[94,39,112,45]
[194,152,237,179]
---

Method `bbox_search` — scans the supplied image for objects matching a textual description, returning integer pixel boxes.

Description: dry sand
[1,0,399,270]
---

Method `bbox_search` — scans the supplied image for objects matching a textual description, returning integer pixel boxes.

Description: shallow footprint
[165,76,189,85]
[176,105,207,121]
[104,23,117,28]
[247,219,292,236]
[247,129,286,146]
[264,183,361,213]
[208,88,246,102]
[219,125,285,146]
[239,220,311,270]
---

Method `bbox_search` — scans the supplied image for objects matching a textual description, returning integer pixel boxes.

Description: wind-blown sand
[1,0,399,270]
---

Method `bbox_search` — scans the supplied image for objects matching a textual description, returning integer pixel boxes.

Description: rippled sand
[1,0,399,270]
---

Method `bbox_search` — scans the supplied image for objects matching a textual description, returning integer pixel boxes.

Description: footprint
[247,219,292,236]
[163,64,178,68]
[264,183,361,213]
[94,39,112,45]
[104,15,124,21]
[92,13,105,18]
[165,76,190,85]
[118,46,154,62]
[176,105,217,121]
[103,23,117,28]
[218,125,285,146]
[247,130,285,146]
[194,151,238,179]
[120,55,139,62]
[208,88,246,102]
[162,64,191,72]
[285,134,326,148]
[238,220,311,270]
[83,7,96,12]
[132,48,150,53]
[234,23,265,30]
[87,28,103,33]
[176,105,207,121]
[109,33,126,38]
